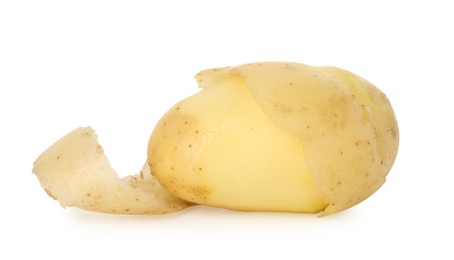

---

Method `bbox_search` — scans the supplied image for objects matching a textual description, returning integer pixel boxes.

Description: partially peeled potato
[33,62,399,216]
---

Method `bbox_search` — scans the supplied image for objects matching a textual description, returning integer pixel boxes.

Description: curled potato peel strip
[33,127,190,214]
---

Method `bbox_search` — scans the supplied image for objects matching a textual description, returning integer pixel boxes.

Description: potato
[149,62,398,215]
[33,62,398,216]
[33,127,190,214]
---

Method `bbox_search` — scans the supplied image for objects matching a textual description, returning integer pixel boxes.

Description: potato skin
[150,62,399,215]
[318,66,399,175]
[33,127,190,214]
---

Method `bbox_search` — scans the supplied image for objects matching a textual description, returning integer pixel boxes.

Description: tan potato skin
[33,127,190,214]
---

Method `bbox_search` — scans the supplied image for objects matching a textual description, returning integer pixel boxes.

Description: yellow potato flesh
[33,127,190,214]
[148,77,327,212]
[150,62,398,215]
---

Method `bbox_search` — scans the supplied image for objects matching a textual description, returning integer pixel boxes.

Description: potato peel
[33,127,191,214]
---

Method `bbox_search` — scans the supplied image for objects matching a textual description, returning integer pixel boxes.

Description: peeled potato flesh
[148,77,327,213]
[149,62,399,215]
[33,127,190,214]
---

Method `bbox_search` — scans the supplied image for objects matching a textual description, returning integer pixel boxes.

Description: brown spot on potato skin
[96,144,103,154]
[272,102,293,114]
[388,128,398,138]
[189,186,211,202]
[161,176,211,204]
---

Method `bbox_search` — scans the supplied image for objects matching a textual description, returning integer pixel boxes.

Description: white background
[1,0,453,259]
